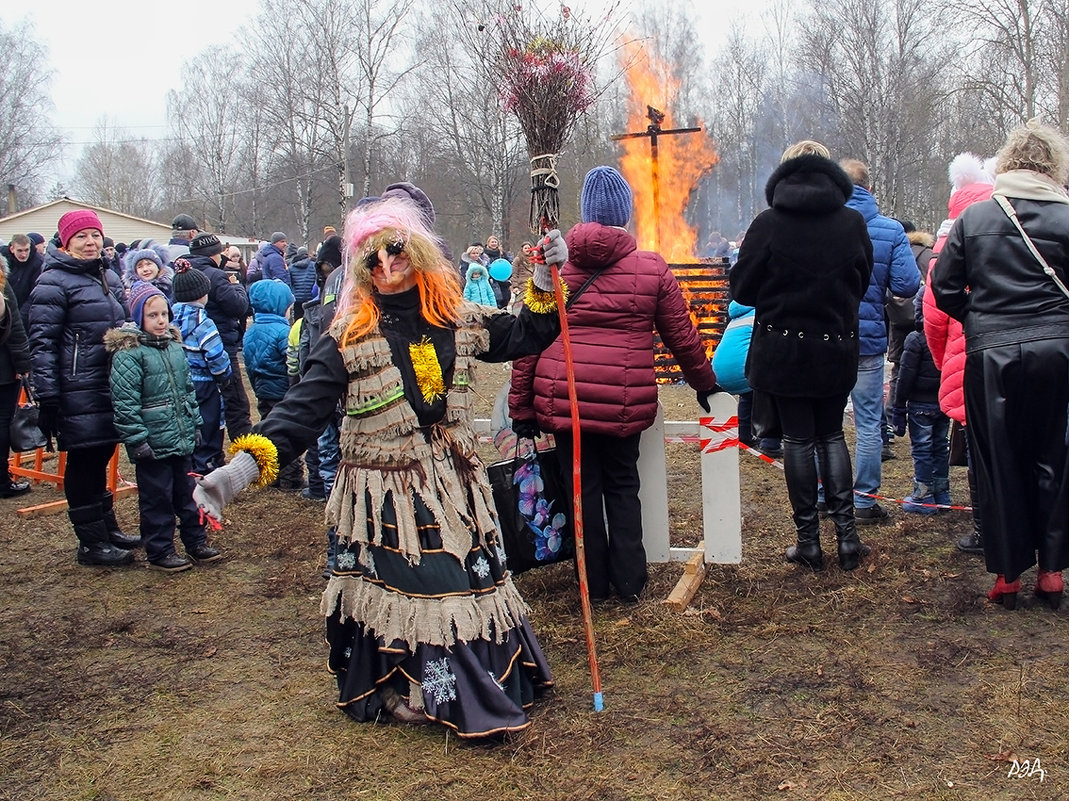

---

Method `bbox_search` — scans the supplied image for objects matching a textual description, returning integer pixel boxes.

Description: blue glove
[892,408,907,438]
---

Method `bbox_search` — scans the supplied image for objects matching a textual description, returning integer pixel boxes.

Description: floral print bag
[487,437,574,574]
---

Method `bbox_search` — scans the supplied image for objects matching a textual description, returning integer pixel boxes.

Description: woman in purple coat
[509,166,718,603]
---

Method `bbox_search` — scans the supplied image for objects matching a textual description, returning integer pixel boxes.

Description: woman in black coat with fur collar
[730,141,874,571]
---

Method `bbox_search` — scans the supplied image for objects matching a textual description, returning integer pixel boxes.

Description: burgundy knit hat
[57,210,104,248]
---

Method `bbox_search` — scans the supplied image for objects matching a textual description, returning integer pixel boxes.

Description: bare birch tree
[795,0,948,216]
[168,50,247,234]
[0,20,64,204]
[72,121,162,217]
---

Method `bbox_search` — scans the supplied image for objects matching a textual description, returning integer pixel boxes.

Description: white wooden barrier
[479,390,742,567]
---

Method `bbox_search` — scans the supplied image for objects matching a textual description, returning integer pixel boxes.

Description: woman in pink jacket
[922,153,993,554]
[509,166,718,603]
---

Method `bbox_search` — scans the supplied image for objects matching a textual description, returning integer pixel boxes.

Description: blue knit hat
[580,166,633,227]
[128,281,168,329]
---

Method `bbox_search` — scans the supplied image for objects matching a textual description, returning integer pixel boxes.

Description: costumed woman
[931,121,1069,610]
[193,197,567,737]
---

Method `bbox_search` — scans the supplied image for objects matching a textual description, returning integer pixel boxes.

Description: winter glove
[192,450,261,523]
[36,401,59,440]
[696,384,726,413]
[216,373,235,392]
[129,442,155,462]
[512,419,542,441]
[531,229,567,292]
[194,429,203,448]
[892,408,907,438]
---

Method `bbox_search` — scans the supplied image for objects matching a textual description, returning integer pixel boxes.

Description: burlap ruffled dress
[258,287,559,737]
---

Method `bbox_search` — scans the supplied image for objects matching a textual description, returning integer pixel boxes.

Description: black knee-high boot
[70,503,135,567]
[816,432,869,570]
[782,436,823,569]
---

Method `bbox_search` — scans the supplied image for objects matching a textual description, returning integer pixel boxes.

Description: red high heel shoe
[987,575,1021,610]
[1034,569,1064,610]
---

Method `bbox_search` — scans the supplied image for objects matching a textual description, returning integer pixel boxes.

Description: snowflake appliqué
[335,551,356,571]
[488,671,505,692]
[472,556,491,578]
[361,549,376,574]
[344,647,352,659]
[423,657,458,704]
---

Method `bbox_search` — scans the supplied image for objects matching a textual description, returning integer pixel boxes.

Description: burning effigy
[614,39,729,378]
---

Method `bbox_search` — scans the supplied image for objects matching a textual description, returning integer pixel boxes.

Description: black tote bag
[487,443,574,575]
[10,378,47,453]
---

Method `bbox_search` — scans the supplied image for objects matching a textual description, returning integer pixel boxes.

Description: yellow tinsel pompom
[228,433,280,488]
[409,335,445,402]
[523,277,567,314]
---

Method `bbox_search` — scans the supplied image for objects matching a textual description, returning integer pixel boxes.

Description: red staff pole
[549,258,604,711]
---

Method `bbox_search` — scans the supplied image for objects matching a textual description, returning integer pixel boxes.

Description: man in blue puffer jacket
[840,159,921,523]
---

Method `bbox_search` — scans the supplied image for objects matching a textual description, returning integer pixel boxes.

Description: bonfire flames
[614,39,728,378]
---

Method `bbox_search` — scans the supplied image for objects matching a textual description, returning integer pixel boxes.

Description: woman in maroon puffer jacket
[509,166,717,603]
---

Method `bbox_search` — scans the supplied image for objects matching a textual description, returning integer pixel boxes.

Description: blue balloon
[489,258,513,281]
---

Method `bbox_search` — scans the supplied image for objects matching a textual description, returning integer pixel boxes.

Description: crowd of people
[0,118,1067,737]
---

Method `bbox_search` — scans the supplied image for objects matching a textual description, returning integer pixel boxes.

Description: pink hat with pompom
[947,153,995,219]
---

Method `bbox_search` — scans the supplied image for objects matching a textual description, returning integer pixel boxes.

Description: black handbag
[9,378,47,453]
[487,442,574,574]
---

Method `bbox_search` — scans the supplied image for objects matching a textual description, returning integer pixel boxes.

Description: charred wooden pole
[611,105,701,252]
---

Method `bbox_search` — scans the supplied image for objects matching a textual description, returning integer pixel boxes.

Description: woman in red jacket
[509,166,717,603]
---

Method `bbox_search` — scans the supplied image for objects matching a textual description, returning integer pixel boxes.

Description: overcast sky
[6,0,764,181]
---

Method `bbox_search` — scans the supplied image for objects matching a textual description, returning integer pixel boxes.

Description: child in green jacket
[106,282,221,573]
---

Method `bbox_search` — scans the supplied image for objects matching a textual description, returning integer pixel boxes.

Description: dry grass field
[1,362,1065,801]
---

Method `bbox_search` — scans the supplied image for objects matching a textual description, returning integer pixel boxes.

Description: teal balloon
[489,258,513,281]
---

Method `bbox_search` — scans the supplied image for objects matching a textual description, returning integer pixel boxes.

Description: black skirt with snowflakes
[322,489,555,738]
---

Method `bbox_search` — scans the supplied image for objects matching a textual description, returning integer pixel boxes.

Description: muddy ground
[1,364,1066,801]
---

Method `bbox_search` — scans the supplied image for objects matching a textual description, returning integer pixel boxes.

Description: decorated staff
[193,197,569,738]
[484,1,621,712]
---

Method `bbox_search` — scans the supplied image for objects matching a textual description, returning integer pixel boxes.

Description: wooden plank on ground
[17,499,71,517]
[663,540,707,611]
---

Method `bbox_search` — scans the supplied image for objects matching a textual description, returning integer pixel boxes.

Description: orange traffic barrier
[9,444,137,517]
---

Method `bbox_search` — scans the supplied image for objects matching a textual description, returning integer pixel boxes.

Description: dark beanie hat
[189,232,223,257]
[317,235,343,269]
[271,231,287,244]
[103,236,115,248]
[172,259,212,302]
[580,166,633,227]
[27,232,44,246]
[128,281,168,328]
[382,181,435,225]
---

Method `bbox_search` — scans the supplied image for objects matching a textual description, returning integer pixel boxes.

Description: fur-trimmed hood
[122,241,174,286]
[465,261,489,282]
[764,154,854,212]
[907,230,934,248]
[104,323,182,353]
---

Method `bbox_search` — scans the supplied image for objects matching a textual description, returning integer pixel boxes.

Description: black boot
[817,432,870,571]
[100,491,142,549]
[70,503,134,567]
[782,436,824,570]
[957,467,984,554]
